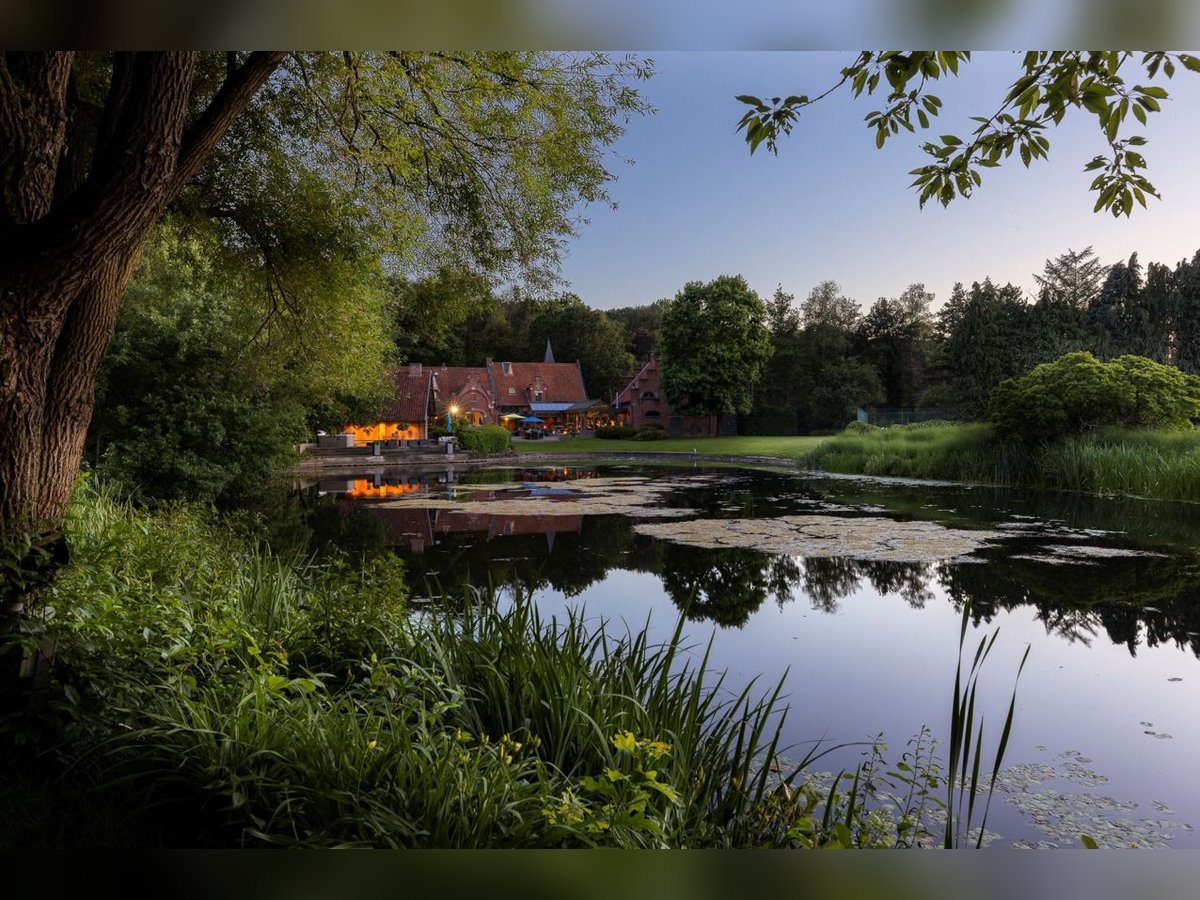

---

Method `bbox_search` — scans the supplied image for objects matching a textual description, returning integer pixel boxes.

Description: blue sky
[558,52,1200,313]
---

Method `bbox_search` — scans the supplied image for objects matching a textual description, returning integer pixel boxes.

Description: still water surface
[301,463,1200,848]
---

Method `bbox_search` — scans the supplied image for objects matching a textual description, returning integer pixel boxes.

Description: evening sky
[559,51,1200,312]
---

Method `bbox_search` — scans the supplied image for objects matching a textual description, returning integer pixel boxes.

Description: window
[641,390,658,400]
[533,390,544,401]
[502,362,512,375]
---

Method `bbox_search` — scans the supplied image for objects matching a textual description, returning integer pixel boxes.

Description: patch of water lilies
[995,750,1193,848]
[634,515,1003,563]
[1008,543,1169,566]
[797,745,1194,849]
[376,474,705,519]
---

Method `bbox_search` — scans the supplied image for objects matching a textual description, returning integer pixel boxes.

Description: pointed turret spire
[544,339,555,363]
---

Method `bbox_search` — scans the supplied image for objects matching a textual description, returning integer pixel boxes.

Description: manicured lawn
[513,434,828,460]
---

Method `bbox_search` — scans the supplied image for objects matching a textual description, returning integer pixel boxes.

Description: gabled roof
[486,360,589,406]
[616,357,658,405]
[380,367,431,423]
[429,366,490,403]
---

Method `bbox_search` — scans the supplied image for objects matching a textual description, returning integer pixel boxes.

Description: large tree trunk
[0,50,285,538]
[0,51,285,696]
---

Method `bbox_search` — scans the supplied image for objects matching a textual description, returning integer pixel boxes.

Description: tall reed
[802,423,1200,502]
[29,477,799,847]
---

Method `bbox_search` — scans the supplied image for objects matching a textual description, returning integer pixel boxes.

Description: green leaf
[940,134,962,145]
[1081,834,1099,849]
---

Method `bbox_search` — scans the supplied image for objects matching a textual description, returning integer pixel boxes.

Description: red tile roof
[486,360,588,407]
[429,366,489,400]
[380,366,431,423]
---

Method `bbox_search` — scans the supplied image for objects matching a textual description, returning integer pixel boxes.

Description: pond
[297,463,1200,848]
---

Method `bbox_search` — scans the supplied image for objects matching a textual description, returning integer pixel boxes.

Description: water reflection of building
[358,506,583,554]
[318,475,427,498]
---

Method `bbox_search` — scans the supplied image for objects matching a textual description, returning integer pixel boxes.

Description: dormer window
[502,362,513,376]
[533,390,544,402]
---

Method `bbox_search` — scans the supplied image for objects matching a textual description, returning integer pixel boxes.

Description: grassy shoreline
[514,428,1200,503]
[5,476,930,849]
[513,435,827,460]
[798,423,1200,503]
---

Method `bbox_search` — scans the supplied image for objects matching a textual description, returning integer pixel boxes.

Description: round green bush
[632,425,667,441]
[989,352,1200,444]
[843,421,881,434]
[455,424,513,453]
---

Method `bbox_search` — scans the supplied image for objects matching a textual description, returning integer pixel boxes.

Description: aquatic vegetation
[634,515,1002,563]
[375,474,708,519]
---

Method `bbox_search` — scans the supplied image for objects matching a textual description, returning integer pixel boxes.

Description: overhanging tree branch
[174,50,287,192]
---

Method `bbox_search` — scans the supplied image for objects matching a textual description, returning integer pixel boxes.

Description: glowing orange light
[345,479,422,499]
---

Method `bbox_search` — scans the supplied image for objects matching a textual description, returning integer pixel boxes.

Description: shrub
[990,351,1200,444]
[595,425,637,440]
[843,421,881,434]
[456,424,513,453]
[632,425,667,441]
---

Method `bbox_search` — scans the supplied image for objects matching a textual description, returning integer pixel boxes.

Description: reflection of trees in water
[294,474,1200,658]
[800,557,862,612]
[658,545,774,628]
[262,490,391,558]
[939,552,1200,657]
[395,514,637,601]
[806,476,1200,553]
[799,558,934,612]
[765,555,802,608]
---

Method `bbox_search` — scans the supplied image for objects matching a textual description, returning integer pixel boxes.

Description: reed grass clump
[802,422,1200,502]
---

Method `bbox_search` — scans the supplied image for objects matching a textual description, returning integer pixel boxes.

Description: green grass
[801,422,1200,502]
[514,435,828,460]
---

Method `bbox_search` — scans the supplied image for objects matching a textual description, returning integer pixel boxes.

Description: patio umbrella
[523,416,544,423]
[500,413,526,420]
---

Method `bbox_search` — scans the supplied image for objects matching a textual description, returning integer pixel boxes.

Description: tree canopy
[659,275,772,417]
[737,51,1200,216]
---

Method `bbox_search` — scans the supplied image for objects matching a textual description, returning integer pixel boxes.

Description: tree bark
[0,51,285,540]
